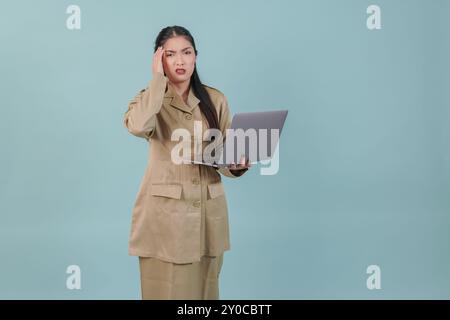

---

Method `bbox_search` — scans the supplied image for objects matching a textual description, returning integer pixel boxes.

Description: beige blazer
[123,73,247,264]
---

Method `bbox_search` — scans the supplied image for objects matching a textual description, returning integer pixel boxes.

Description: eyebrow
[165,47,193,53]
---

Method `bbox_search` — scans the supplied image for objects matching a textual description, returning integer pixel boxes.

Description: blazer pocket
[148,183,192,259]
[150,184,182,199]
[205,182,229,253]
[206,182,228,221]
[207,182,225,200]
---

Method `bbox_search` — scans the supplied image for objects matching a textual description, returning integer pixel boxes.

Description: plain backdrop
[0,0,449,299]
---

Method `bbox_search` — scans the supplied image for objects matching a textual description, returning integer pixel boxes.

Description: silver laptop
[192,109,288,168]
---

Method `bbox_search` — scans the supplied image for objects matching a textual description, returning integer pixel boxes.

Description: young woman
[123,26,251,300]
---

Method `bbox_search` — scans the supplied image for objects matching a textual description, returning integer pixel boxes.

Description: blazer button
[192,178,200,185]
[193,200,201,208]
[185,114,192,120]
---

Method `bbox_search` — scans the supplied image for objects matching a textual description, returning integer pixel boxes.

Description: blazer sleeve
[215,94,249,178]
[123,72,168,140]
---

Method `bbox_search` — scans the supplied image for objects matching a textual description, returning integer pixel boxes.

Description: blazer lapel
[164,81,200,114]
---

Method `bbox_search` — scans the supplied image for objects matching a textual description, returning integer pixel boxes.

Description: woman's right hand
[152,46,165,77]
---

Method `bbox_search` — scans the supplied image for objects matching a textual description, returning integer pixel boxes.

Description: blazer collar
[164,81,200,114]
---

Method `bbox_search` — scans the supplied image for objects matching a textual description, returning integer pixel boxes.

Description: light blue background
[0,0,449,299]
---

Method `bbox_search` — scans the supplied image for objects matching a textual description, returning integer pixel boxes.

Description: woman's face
[162,36,196,84]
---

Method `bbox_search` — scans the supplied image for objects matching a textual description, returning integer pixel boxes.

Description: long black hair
[154,26,219,130]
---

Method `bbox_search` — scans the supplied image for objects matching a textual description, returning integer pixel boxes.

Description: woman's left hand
[228,156,251,176]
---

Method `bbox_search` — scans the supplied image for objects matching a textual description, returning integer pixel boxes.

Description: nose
[175,53,184,66]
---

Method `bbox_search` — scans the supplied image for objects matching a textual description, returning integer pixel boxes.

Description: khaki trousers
[139,253,224,300]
